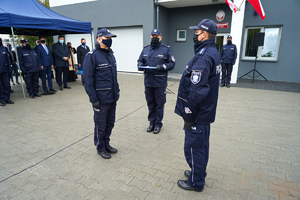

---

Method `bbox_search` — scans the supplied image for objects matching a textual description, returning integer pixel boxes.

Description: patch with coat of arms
[190,70,202,84]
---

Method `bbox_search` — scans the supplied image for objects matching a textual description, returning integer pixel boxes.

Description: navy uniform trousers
[0,72,10,102]
[221,63,233,85]
[41,66,54,91]
[94,102,116,151]
[145,86,166,128]
[24,71,39,95]
[184,123,210,191]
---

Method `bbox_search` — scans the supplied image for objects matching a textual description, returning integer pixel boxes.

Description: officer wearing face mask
[18,40,41,98]
[220,35,237,88]
[137,29,175,134]
[175,19,221,192]
[0,38,13,106]
[82,28,120,159]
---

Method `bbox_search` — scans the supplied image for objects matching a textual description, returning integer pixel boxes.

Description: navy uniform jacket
[137,43,175,87]
[52,42,70,67]
[220,43,237,64]
[18,48,39,73]
[175,38,221,124]
[82,43,120,104]
[0,46,11,73]
[35,44,54,67]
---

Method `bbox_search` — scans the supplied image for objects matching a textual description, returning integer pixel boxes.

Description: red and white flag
[225,0,237,13]
[248,0,266,20]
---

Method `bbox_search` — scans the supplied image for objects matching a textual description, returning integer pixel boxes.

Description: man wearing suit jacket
[52,35,71,91]
[77,38,90,69]
[35,36,56,94]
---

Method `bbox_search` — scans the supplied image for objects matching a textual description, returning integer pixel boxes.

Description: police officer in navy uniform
[0,38,13,106]
[175,19,221,192]
[220,35,237,88]
[83,28,120,159]
[18,40,41,99]
[137,29,175,134]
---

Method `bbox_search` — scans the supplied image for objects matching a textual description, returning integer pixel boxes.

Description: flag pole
[11,27,26,100]
[239,0,245,9]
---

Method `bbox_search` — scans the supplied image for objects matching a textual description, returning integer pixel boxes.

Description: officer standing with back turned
[83,28,120,159]
[137,29,175,134]
[175,19,221,192]
[220,35,237,88]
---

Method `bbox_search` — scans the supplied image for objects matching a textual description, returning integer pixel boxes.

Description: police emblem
[185,107,192,114]
[191,71,202,84]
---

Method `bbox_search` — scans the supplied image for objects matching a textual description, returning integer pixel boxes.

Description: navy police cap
[189,19,218,35]
[22,39,29,43]
[97,28,117,38]
[227,35,232,39]
[151,29,161,36]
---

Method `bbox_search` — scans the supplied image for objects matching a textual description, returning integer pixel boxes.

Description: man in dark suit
[35,36,56,94]
[77,38,90,69]
[52,35,71,91]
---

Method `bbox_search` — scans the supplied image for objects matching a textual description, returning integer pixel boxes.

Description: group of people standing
[82,19,237,193]
[0,36,90,104]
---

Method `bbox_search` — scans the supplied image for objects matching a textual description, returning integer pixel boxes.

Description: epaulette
[162,44,170,48]
[198,48,207,55]
[144,45,151,48]
[88,49,96,54]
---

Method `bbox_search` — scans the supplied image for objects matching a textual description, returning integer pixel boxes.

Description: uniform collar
[194,38,215,55]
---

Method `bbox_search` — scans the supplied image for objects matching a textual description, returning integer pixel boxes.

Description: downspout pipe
[154,0,159,29]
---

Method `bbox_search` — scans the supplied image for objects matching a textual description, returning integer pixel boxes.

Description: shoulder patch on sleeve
[88,49,96,54]
[190,70,202,84]
[198,48,207,55]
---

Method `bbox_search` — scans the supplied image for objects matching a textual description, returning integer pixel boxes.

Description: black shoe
[10,89,14,93]
[184,170,191,178]
[44,90,50,95]
[97,149,111,159]
[147,126,154,132]
[50,89,57,92]
[5,100,14,104]
[0,102,5,106]
[59,87,63,91]
[106,145,118,154]
[29,94,35,99]
[64,86,71,89]
[153,127,161,134]
[226,84,230,88]
[220,84,225,87]
[34,93,41,97]
[177,180,203,192]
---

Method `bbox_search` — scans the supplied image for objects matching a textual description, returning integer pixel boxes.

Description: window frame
[242,26,282,62]
[176,29,186,42]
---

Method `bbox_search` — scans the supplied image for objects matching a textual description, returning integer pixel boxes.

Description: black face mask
[40,40,46,44]
[151,37,160,45]
[227,40,232,45]
[193,32,204,44]
[25,44,31,50]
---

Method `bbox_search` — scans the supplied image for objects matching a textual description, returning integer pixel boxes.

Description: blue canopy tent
[0,0,92,99]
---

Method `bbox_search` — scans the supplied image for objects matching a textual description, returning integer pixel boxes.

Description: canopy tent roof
[0,0,91,36]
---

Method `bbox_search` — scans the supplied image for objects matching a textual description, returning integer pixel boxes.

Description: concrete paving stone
[249,177,268,189]
[75,175,95,187]
[116,165,133,175]
[250,166,268,176]
[155,179,175,192]
[268,182,289,196]
[153,170,171,182]
[218,190,239,200]
[115,182,135,194]
[141,174,160,186]
[267,170,286,180]
[225,165,242,175]
[277,179,299,191]
[259,185,279,200]
[116,173,134,184]
[85,190,106,200]
[286,174,300,183]
[158,188,179,200]
[10,193,31,200]
[206,172,224,183]
[19,182,38,194]
[140,159,156,168]
[28,187,49,199]
[5,175,29,189]
[141,166,158,177]
[215,167,233,178]
[0,186,22,199]
[288,188,300,198]
[240,182,259,194]
[142,182,163,196]
[71,184,93,198]
[248,191,269,200]
[279,192,300,200]
[241,169,260,179]
[229,185,249,199]
[48,175,69,186]
[152,163,170,173]
[212,179,231,192]
[103,168,122,180]
[259,174,278,185]
[129,169,146,181]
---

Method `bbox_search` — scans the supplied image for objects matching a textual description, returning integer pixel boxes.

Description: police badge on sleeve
[190,70,202,84]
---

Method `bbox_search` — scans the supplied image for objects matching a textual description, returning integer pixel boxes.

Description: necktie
[44,45,48,55]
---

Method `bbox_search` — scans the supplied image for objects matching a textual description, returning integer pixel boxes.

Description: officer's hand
[184,120,193,131]
[92,101,100,109]
[155,65,164,71]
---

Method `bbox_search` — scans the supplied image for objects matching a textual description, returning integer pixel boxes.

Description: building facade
[51,0,300,83]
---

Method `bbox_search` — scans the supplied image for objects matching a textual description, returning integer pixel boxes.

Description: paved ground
[0,72,300,200]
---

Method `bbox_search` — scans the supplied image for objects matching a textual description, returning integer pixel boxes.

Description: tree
[262,51,273,57]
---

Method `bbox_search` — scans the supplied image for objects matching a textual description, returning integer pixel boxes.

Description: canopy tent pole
[11,27,26,100]
[90,28,94,48]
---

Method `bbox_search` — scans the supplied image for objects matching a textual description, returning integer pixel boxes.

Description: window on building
[176,29,186,42]
[242,26,282,61]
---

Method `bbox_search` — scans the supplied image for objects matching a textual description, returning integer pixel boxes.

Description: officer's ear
[97,37,102,44]
[159,36,162,42]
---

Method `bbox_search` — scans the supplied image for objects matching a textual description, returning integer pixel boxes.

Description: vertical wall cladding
[165,4,232,74]
[240,0,300,82]
[51,0,154,47]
